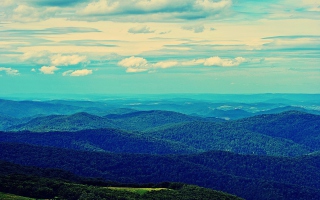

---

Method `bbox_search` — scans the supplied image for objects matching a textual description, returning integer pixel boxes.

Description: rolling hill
[231,111,320,150]
[0,128,197,154]
[0,115,22,131]
[144,120,312,156]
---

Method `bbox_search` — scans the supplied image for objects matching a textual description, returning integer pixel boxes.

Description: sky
[0,0,319,96]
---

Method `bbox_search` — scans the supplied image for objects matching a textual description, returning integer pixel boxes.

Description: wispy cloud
[182,24,205,33]
[118,56,180,73]
[182,56,247,67]
[1,27,100,36]
[203,56,246,67]
[0,67,20,76]
[29,0,89,7]
[128,26,155,34]
[62,69,93,76]
[22,51,88,66]
[11,4,58,22]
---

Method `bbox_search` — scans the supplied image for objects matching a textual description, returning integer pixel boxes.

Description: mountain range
[1,95,320,200]
[2,110,319,157]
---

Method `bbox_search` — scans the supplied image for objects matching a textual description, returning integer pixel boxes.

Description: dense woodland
[1,96,320,200]
[0,165,242,200]
[1,143,320,200]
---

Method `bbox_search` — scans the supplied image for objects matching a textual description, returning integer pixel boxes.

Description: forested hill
[1,143,320,200]
[230,110,320,149]
[0,160,243,200]
[0,128,197,154]
[144,120,312,156]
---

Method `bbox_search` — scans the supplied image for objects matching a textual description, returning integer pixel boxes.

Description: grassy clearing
[0,192,35,200]
[107,187,169,195]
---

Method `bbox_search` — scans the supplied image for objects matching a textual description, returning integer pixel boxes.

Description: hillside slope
[0,129,197,154]
[144,121,312,156]
[231,111,320,149]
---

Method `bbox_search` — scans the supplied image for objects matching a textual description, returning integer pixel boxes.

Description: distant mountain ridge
[105,110,211,131]
[7,110,206,132]
[8,112,116,132]
[1,96,320,120]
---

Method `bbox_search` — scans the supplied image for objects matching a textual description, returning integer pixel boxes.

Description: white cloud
[118,56,180,72]
[21,51,51,65]
[180,57,247,67]
[128,26,155,34]
[118,56,149,72]
[50,54,88,66]
[181,59,205,66]
[0,67,20,76]
[63,69,93,76]
[39,66,59,74]
[203,56,246,67]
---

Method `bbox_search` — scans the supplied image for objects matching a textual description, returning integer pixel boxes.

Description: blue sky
[0,0,319,96]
